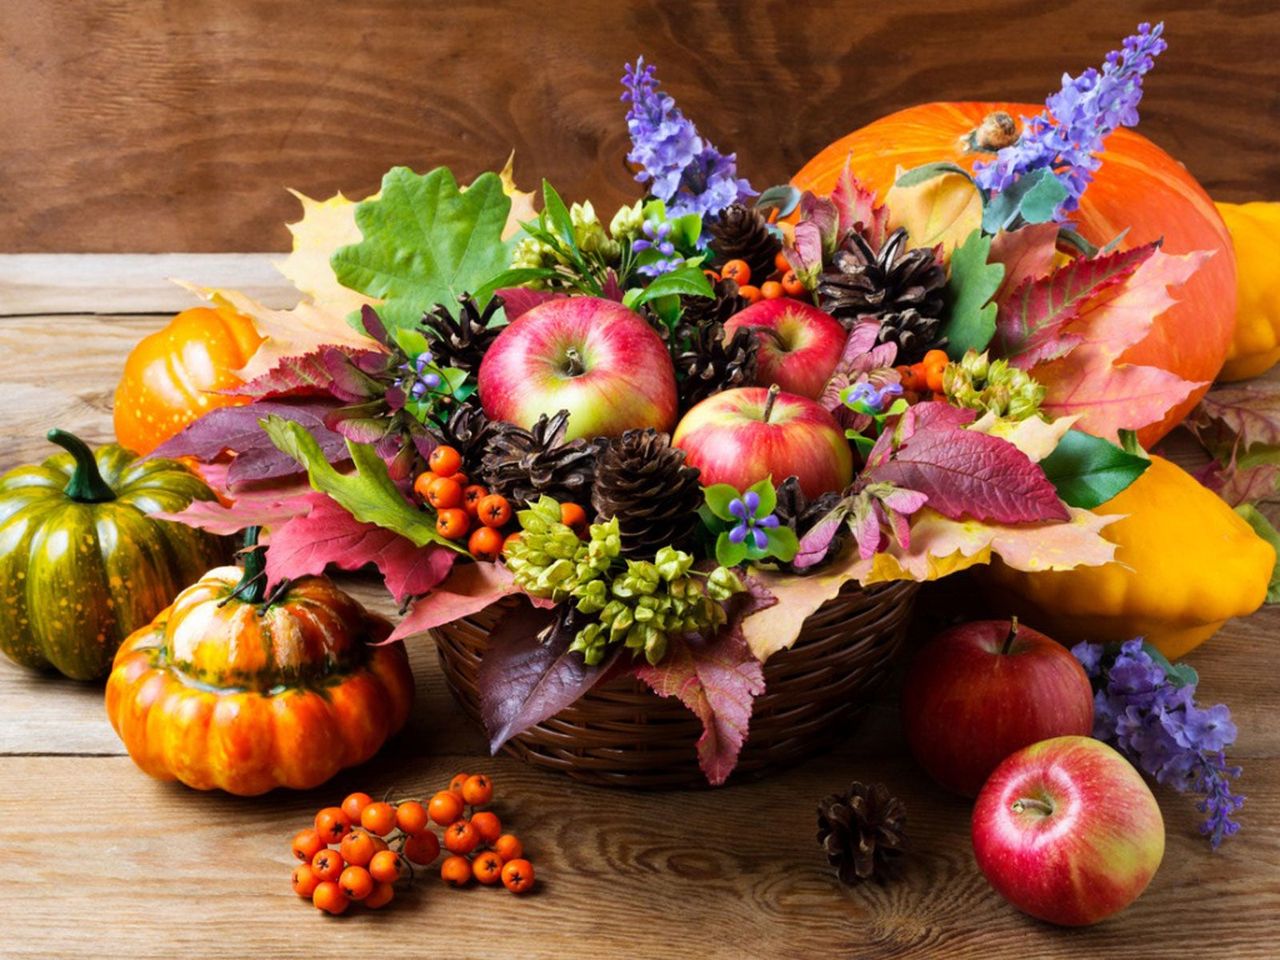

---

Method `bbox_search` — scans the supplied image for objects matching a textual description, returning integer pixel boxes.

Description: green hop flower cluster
[510,201,623,278]
[504,497,746,666]
[943,349,1045,420]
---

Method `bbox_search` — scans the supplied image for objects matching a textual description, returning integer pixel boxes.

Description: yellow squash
[983,456,1274,660]
[1217,201,1280,382]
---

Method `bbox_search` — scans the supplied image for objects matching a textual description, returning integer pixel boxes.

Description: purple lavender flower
[727,491,779,550]
[621,58,755,220]
[1072,637,1244,848]
[973,22,1167,217]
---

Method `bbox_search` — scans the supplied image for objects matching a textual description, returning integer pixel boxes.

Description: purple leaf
[866,410,1069,524]
[794,502,853,570]
[497,287,567,321]
[322,349,387,402]
[151,399,349,488]
[480,603,621,753]
[798,191,840,253]
[359,305,394,349]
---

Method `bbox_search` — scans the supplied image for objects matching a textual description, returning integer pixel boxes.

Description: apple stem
[1011,797,1055,816]
[564,347,585,377]
[762,383,780,423]
[1000,615,1019,656]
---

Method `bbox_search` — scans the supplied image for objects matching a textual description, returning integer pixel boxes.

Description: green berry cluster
[943,349,1045,420]
[504,497,746,666]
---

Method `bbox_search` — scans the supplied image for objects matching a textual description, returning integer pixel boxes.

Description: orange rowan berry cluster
[705,251,808,305]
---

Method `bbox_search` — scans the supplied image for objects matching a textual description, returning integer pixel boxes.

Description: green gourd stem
[47,429,116,503]
[236,526,268,604]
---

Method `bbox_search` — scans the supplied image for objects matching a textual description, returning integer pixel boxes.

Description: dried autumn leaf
[989,223,1060,302]
[968,411,1078,463]
[154,492,311,536]
[885,168,983,254]
[830,157,890,250]
[1190,382,1280,455]
[498,152,538,241]
[276,190,379,317]
[177,281,375,383]
[1034,249,1212,440]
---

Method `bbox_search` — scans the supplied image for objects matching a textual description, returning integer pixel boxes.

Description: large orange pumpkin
[113,306,262,455]
[792,102,1236,446]
[105,533,414,795]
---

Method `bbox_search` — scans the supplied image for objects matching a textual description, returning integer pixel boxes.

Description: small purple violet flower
[632,218,685,277]
[621,58,755,220]
[973,22,1167,217]
[728,491,779,551]
[1072,637,1244,848]
[844,381,903,414]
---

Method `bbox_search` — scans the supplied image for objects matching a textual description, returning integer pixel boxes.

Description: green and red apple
[477,296,677,440]
[723,299,847,399]
[972,736,1164,926]
[902,619,1094,796]
[672,385,853,498]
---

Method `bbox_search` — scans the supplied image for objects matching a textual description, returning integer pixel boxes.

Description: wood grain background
[2,0,1279,253]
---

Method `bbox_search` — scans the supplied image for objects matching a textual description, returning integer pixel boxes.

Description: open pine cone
[817,227,946,327]
[817,781,907,885]
[421,293,505,375]
[708,203,782,284]
[478,411,601,507]
[592,429,703,558]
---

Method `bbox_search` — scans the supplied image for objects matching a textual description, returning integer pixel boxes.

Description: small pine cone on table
[817,780,908,885]
[591,428,704,559]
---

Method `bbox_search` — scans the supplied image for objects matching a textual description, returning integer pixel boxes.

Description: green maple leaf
[943,229,1005,359]
[330,166,513,335]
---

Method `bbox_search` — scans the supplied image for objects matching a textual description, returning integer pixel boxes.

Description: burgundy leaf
[634,607,768,786]
[1191,382,1280,455]
[818,319,885,412]
[799,191,840,253]
[387,562,522,642]
[226,348,337,399]
[794,502,854,570]
[264,493,456,602]
[479,603,621,753]
[151,399,349,488]
[497,287,567,321]
[600,269,626,302]
[323,349,387,402]
[830,158,890,250]
[995,243,1157,368]
[359,305,394,349]
[866,410,1069,524]
[154,493,312,535]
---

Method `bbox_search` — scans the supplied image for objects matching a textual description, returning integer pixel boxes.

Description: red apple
[972,736,1165,926]
[672,385,853,498]
[723,299,847,399]
[901,619,1094,796]
[477,296,677,440]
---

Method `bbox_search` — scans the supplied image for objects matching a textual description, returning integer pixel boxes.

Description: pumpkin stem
[963,111,1020,153]
[235,526,269,604]
[47,429,116,503]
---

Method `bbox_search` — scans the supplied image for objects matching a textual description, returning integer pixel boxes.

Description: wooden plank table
[2,255,1278,959]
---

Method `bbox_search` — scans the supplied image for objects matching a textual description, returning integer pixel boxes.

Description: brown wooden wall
[3,0,1278,253]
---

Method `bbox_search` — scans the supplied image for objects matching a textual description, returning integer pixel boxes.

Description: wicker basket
[431,579,918,789]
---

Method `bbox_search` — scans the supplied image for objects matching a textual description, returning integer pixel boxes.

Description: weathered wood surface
[3,0,1280,253]
[1,255,1278,958]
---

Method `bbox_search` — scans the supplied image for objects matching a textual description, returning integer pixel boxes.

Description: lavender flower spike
[621,58,755,220]
[974,22,1167,217]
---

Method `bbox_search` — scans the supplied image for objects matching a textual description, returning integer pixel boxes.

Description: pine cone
[421,293,505,375]
[674,297,759,411]
[478,411,600,507]
[591,429,703,558]
[429,395,500,469]
[679,278,749,331]
[708,204,782,285]
[817,228,946,326]
[817,781,907,885]
[876,308,949,366]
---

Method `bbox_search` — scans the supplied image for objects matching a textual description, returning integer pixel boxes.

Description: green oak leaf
[261,416,467,553]
[330,166,513,334]
[942,229,1004,359]
[1039,429,1151,509]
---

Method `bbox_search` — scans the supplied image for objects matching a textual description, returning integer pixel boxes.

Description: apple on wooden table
[477,296,677,440]
[672,384,853,498]
[901,618,1095,796]
[972,735,1165,926]
[722,299,848,399]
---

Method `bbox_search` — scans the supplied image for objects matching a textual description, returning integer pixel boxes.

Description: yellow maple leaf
[275,189,379,318]
[742,506,1120,662]
[969,411,1079,462]
[885,168,983,254]
[498,152,538,241]
[176,281,378,382]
